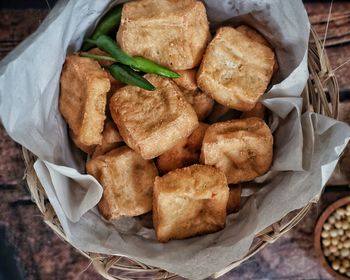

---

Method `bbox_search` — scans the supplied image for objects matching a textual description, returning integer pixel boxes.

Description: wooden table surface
[0,2,350,279]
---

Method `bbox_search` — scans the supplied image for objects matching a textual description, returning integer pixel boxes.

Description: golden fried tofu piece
[110,74,198,159]
[197,27,276,111]
[182,90,214,121]
[86,147,158,220]
[227,184,241,214]
[59,55,110,146]
[153,165,229,242]
[240,102,266,119]
[117,0,211,70]
[174,69,198,91]
[174,69,214,120]
[201,118,273,184]
[92,120,124,158]
[69,129,96,155]
[236,25,271,47]
[157,123,209,173]
[236,25,279,74]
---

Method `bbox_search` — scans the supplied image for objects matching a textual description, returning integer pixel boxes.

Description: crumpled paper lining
[1,0,350,279]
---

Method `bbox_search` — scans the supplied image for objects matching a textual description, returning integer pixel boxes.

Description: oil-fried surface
[153,164,229,242]
[201,118,273,184]
[197,27,275,111]
[86,146,158,220]
[69,129,96,155]
[109,74,198,159]
[174,69,214,120]
[156,123,208,174]
[59,55,110,146]
[92,120,124,158]
[117,0,211,70]
[227,184,241,214]
[236,25,278,73]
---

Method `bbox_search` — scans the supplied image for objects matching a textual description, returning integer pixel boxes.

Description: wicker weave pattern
[22,27,339,280]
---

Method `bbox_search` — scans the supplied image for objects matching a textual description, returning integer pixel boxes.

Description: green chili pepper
[81,4,123,51]
[85,35,136,67]
[109,63,156,91]
[83,35,180,79]
[132,57,180,78]
[80,53,117,62]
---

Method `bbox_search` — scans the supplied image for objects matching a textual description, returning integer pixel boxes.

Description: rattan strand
[22,26,339,280]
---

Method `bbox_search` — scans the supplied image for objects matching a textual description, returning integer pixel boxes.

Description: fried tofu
[197,27,276,111]
[59,55,110,146]
[240,102,266,119]
[156,122,209,174]
[110,74,198,159]
[117,0,211,70]
[236,25,279,74]
[174,69,214,121]
[86,147,158,220]
[227,184,241,214]
[236,25,271,47]
[69,129,96,155]
[174,69,198,91]
[201,118,273,184]
[153,164,229,242]
[92,120,124,158]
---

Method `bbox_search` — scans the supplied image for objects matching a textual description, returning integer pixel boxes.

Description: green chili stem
[80,53,117,62]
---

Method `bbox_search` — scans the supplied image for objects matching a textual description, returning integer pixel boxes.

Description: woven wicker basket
[22,26,339,279]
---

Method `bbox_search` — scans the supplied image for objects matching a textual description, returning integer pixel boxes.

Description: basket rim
[22,25,339,280]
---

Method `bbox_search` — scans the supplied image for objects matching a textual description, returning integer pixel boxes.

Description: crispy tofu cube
[156,122,208,174]
[174,69,214,121]
[92,120,124,158]
[174,69,198,91]
[236,25,271,47]
[86,146,158,220]
[201,118,273,184]
[109,74,198,159]
[117,0,211,70]
[69,129,96,155]
[197,27,276,111]
[227,184,241,214]
[236,25,279,74]
[59,55,110,146]
[153,164,229,242]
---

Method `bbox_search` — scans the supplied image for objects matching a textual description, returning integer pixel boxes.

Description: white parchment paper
[1,0,350,279]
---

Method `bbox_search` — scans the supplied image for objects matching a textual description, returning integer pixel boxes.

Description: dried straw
[22,25,339,279]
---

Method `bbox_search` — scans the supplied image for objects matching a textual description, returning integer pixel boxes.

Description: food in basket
[153,165,229,242]
[156,122,209,174]
[92,120,124,158]
[117,0,211,70]
[109,74,199,160]
[227,185,242,214]
[58,0,278,242]
[59,55,110,148]
[200,118,273,184]
[86,146,158,220]
[69,129,96,155]
[173,69,214,121]
[197,26,276,111]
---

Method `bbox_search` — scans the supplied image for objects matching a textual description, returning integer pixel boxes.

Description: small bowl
[314,196,350,280]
